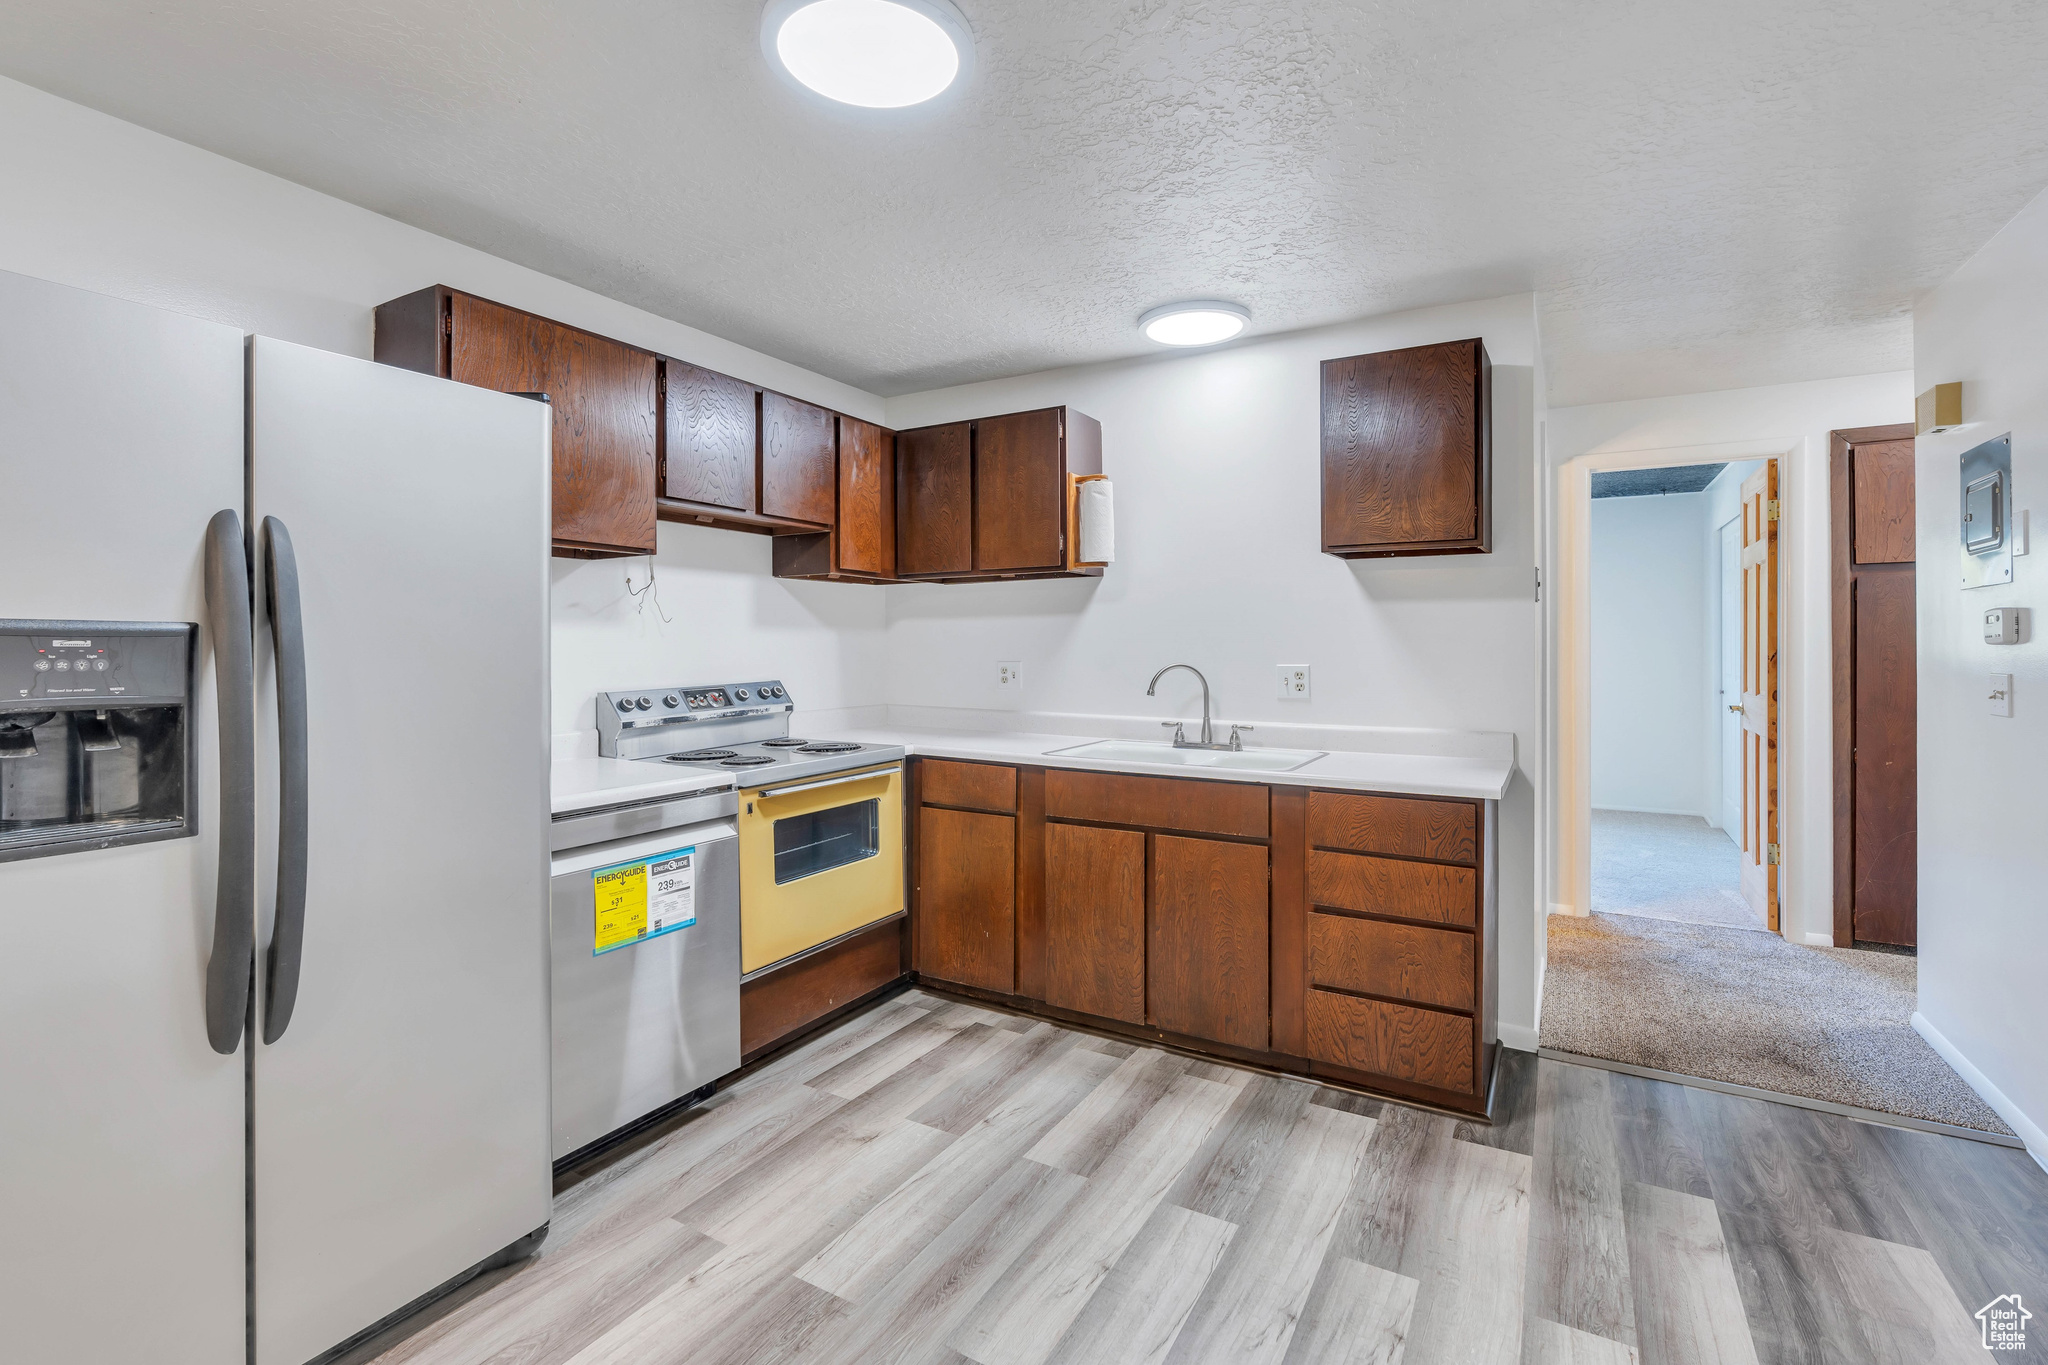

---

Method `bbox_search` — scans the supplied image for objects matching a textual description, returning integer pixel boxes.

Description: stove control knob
[662,694,680,708]
[735,687,751,701]
[770,685,784,697]
[636,696,654,710]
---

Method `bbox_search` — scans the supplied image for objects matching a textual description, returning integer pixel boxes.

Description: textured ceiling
[4,1,2046,404]
[1592,464,1727,499]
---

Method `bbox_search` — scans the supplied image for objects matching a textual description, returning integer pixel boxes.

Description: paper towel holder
[1067,474,1112,570]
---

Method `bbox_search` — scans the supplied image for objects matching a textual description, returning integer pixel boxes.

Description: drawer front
[1309,791,1476,864]
[1045,769,1268,839]
[1309,913,1474,1011]
[1304,990,1474,1093]
[921,759,1017,813]
[1307,850,1475,927]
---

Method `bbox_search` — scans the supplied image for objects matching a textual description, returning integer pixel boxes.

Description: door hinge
[1766,498,1781,522]
[442,310,453,336]
[1766,843,1782,866]
[1535,568,1543,602]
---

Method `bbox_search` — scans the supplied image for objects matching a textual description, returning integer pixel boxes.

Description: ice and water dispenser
[0,620,195,861]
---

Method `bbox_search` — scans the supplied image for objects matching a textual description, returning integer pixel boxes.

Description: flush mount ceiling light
[1139,301,1250,347]
[761,0,972,109]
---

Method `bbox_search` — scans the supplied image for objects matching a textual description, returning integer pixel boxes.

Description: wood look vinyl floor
[357,989,2048,1365]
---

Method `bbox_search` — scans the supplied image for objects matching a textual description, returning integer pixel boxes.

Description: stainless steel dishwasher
[546,784,740,1166]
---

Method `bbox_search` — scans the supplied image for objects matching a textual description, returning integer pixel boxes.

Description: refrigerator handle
[260,516,310,1044]
[202,509,255,1055]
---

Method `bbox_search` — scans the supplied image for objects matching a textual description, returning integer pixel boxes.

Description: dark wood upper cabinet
[772,413,899,584]
[663,361,756,513]
[896,421,974,577]
[1321,337,1490,558]
[374,285,658,558]
[760,392,836,527]
[976,407,1066,571]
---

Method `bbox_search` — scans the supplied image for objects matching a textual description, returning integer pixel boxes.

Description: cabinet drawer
[1307,850,1475,927]
[1045,770,1267,839]
[1304,990,1474,1093]
[1309,913,1473,1011]
[1308,791,1476,864]
[921,760,1017,813]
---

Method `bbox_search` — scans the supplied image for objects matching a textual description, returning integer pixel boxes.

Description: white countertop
[550,752,735,816]
[806,725,1514,801]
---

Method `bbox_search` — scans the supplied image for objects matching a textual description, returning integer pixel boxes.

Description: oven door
[737,762,903,975]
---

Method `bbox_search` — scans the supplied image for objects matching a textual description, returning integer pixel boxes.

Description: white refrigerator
[0,269,555,1365]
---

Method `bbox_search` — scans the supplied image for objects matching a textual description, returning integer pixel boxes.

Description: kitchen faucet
[1147,664,1254,751]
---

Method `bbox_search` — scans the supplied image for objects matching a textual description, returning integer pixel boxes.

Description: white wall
[1590,493,1708,815]
[882,295,1548,1043]
[1912,183,2048,1162]
[1548,373,1914,941]
[0,76,892,738]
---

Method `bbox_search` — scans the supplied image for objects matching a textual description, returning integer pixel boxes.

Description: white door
[0,272,248,1364]
[1718,514,1743,837]
[247,337,554,1365]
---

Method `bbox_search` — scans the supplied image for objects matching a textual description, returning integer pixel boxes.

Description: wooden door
[759,392,835,526]
[917,807,1015,993]
[1149,835,1269,1049]
[1831,428,1918,946]
[663,361,756,512]
[1737,463,1781,930]
[896,421,972,576]
[448,293,657,556]
[836,416,894,577]
[974,408,1065,572]
[1044,823,1145,1023]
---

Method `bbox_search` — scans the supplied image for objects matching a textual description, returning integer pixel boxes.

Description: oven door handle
[750,765,900,800]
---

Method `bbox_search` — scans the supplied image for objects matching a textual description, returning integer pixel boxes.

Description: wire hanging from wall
[625,556,671,623]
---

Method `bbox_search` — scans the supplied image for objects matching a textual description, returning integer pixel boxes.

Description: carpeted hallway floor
[1541,913,2012,1134]
[1591,808,1762,929]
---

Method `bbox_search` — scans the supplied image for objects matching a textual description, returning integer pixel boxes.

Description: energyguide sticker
[591,846,697,955]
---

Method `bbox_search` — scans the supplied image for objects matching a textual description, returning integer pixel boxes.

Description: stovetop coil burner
[720,754,776,767]
[667,748,737,762]
[798,741,861,754]
[759,737,810,747]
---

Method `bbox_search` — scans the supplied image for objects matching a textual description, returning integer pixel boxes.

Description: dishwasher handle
[750,765,900,800]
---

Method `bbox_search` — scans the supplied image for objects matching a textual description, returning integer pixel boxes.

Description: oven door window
[772,797,881,885]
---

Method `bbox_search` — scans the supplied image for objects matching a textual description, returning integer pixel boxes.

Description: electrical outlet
[1278,666,1310,700]
[997,661,1023,691]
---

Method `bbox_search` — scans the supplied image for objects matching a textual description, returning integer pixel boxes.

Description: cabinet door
[1044,824,1145,1024]
[449,293,657,555]
[1150,835,1269,1049]
[896,421,972,576]
[664,361,756,512]
[1321,338,1489,557]
[837,416,894,577]
[975,408,1065,572]
[919,807,1015,993]
[760,392,834,526]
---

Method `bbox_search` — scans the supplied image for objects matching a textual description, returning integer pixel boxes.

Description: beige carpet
[1542,912,2012,1135]
[1592,808,1762,930]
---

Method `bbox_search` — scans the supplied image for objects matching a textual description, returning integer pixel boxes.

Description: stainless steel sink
[1043,739,1326,773]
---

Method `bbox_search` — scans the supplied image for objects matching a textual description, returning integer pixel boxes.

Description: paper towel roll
[1077,478,1114,564]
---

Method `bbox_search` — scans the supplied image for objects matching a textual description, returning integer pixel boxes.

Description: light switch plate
[1278,666,1310,700]
[997,661,1022,691]
[1989,672,2013,717]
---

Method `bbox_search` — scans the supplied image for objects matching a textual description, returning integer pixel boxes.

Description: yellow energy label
[591,846,697,955]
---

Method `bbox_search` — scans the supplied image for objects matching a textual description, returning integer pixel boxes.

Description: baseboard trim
[1912,1011,2048,1173]
[1802,932,1835,947]
[1499,1022,1540,1052]
[1536,1046,2026,1150]
[1590,805,1715,819]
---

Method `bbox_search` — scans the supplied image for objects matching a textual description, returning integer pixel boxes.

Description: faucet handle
[1161,720,1186,746]
[1228,723,1254,751]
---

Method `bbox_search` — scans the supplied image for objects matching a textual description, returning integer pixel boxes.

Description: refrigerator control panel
[1,620,193,708]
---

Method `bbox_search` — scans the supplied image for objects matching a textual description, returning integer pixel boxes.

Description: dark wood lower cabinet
[917,807,1015,994]
[1043,823,1146,1024]
[1149,835,1269,1049]
[908,759,1501,1117]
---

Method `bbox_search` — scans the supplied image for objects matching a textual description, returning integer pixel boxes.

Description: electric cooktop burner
[798,741,861,754]
[759,737,810,747]
[668,748,738,761]
[719,755,776,767]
